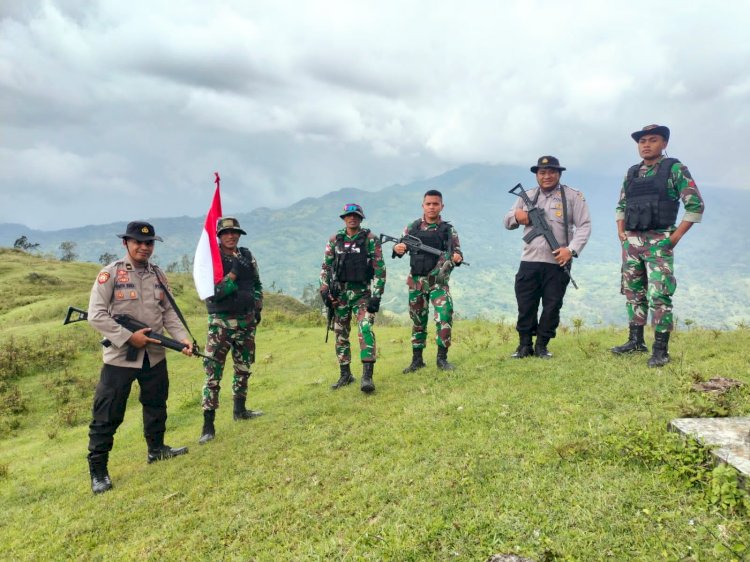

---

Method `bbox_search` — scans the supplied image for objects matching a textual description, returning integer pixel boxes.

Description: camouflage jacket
[319,228,386,298]
[616,156,705,228]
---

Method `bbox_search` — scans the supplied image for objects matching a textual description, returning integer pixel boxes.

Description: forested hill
[1,164,747,327]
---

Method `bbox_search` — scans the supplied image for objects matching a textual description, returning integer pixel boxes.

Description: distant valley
[1,164,747,328]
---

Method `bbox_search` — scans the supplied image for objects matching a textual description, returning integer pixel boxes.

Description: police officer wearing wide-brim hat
[86,220,193,494]
[504,156,592,359]
[198,216,264,445]
[611,124,705,367]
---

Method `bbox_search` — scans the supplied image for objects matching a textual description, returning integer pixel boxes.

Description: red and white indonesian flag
[192,173,223,300]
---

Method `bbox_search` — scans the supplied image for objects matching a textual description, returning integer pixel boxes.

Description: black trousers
[514,261,571,340]
[87,354,169,457]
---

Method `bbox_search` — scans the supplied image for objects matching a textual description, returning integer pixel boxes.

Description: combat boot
[361,362,375,393]
[402,348,426,373]
[233,396,264,420]
[511,333,534,359]
[611,324,648,354]
[647,331,670,368]
[147,438,189,463]
[198,409,216,444]
[436,346,455,370]
[88,452,112,495]
[331,363,355,389]
[534,336,553,359]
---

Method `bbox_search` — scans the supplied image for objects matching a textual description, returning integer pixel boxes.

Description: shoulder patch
[97,272,110,284]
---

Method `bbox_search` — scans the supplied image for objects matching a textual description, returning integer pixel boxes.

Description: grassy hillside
[1,250,750,560]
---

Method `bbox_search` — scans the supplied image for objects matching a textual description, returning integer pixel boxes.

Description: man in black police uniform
[86,221,193,494]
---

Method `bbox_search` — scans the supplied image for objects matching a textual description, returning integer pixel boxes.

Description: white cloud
[1,0,749,229]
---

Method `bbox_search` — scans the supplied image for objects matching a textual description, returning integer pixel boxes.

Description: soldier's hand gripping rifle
[379,233,470,273]
[63,306,218,363]
[508,183,578,289]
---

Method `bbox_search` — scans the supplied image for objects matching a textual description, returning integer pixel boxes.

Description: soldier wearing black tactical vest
[611,124,705,367]
[393,189,463,372]
[319,204,386,393]
[198,217,264,444]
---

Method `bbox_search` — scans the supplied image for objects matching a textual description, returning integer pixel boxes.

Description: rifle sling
[153,268,199,347]
[531,185,569,246]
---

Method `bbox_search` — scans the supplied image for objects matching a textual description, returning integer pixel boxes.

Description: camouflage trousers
[407,273,453,349]
[333,289,377,365]
[620,230,676,333]
[201,314,257,410]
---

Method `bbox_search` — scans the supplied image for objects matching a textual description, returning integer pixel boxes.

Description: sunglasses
[127,239,155,246]
[343,204,361,213]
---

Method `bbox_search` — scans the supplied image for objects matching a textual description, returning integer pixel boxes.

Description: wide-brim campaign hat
[530,155,566,173]
[631,124,670,142]
[339,203,366,219]
[117,221,163,242]
[216,217,247,236]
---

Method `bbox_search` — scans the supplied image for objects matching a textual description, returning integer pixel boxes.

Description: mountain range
[1,163,747,328]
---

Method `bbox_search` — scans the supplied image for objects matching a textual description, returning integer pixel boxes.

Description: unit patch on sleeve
[97,272,111,284]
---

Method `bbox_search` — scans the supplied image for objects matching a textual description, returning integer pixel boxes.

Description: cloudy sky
[1,0,748,230]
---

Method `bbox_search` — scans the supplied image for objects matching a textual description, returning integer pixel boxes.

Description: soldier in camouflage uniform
[393,189,464,372]
[319,203,386,393]
[611,124,705,367]
[199,217,264,444]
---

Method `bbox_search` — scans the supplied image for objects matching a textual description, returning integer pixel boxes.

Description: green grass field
[1,248,749,561]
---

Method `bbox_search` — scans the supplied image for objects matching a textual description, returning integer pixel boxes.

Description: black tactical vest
[334,229,373,283]
[408,220,450,276]
[624,158,680,231]
[206,247,257,314]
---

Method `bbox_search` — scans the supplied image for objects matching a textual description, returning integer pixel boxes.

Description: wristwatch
[569,248,578,258]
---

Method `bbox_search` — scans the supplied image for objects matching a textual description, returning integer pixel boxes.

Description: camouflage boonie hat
[530,155,566,173]
[339,203,365,219]
[631,124,670,142]
[117,221,163,242]
[216,217,247,236]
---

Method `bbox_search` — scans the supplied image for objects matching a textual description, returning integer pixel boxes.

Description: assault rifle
[379,233,470,273]
[63,306,217,363]
[323,273,340,343]
[508,183,578,289]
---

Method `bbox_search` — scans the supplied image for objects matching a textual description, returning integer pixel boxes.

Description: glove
[231,254,254,279]
[320,289,334,308]
[366,296,381,313]
[255,310,262,324]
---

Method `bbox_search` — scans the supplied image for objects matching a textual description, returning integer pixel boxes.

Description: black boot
[534,336,553,359]
[361,362,375,393]
[436,346,454,370]
[88,452,112,495]
[647,331,670,368]
[611,324,648,354]
[331,363,355,389]
[402,348,426,373]
[146,434,188,464]
[198,409,216,444]
[233,396,264,420]
[511,333,534,359]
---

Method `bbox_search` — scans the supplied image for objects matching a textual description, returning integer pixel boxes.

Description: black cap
[117,221,163,242]
[216,217,247,236]
[530,155,566,173]
[631,124,670,142]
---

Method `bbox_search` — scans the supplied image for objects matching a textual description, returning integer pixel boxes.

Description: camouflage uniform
[399,219,462,350]
[615,157,704,332]
[319,229,386,365]
[201,251,263,410]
